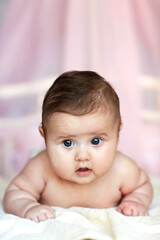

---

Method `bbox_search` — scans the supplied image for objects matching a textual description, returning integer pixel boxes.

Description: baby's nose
[75,148,90,162]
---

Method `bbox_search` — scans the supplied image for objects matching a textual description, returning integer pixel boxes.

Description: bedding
[0,176,160,240]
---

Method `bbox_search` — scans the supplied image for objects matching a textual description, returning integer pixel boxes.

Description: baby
[3,71,153,222]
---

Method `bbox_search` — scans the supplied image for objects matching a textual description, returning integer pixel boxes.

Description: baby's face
[44,110,119,184]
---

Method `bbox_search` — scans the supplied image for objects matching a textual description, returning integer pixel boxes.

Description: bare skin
[3,112,153,222]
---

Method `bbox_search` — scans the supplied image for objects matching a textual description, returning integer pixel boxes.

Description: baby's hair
[42,71,121,135]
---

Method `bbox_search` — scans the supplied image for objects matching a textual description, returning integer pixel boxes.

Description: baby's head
[41,71,121,137]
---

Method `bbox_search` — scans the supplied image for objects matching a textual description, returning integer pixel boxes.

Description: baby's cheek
[95,161,111,176]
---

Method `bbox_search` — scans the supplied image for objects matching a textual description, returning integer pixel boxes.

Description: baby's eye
[91,138,102,145]
[63,140,74,148]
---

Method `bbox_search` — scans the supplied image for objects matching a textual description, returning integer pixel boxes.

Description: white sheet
[0,176,160,240]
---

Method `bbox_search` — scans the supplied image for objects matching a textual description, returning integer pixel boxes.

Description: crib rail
[140,75,160,122]
[0,78,54,99]
[0,77,55,127]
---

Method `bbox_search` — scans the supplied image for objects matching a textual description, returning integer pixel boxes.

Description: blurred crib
[0,77,55,179]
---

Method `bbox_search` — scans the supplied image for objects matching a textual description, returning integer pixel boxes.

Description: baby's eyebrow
[56,135,76,140]
[88,132,108,137]
[56,132,108,140]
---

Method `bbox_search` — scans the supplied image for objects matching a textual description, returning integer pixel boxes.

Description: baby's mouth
[77,168,89,172]
[76,167,91,176]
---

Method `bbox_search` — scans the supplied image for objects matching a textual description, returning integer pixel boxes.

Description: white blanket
[0,176,160,240]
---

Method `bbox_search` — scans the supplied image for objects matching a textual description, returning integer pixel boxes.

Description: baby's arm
[3,153,54,222]
[116,153,153,216]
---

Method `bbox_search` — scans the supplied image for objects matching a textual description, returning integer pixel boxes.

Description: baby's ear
[39,125,44,138]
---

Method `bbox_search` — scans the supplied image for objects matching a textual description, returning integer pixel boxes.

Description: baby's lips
[76,167,90,172]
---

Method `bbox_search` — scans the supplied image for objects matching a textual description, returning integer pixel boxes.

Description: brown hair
[42,71,121,134]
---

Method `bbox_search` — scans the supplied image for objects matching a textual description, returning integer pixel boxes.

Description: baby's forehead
[47,110,117,130]
[48,107,110,120]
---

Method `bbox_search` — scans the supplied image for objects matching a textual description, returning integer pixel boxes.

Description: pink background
[0,0,160,178]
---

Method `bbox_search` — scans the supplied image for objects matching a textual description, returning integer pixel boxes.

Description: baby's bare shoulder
[32,150,49,167]
[9,150,50,196]
[115,151,139,170]
[114,151,148,191]
[21,150,49,175]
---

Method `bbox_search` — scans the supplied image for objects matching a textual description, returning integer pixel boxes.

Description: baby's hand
[24,205,55,222]
[117,200,149,216]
